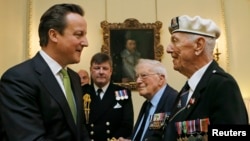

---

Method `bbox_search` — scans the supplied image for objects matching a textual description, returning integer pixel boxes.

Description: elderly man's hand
[117,137,131,141]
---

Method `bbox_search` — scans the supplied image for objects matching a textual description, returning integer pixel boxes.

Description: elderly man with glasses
[118,58,178,141]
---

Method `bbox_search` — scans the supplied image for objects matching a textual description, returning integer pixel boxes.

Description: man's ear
[48,29,58,43]
[194,37,205,55]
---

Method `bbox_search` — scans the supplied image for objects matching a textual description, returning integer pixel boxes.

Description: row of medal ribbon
[115,90,128,100]
[175,118,209,141]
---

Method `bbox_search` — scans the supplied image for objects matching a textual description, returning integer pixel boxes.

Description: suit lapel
[169,61,219,121]
[93,84,117,122]
[88,87,101,122]
[68,69,83,123]
[180,61,218,117]
[155,86,171,112]
[131,101,148,138]
[101,84,116,110]
[143,86,175,138]
[33,53,77,134]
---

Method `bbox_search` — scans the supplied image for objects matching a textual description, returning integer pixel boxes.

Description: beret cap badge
[170,16,179,32]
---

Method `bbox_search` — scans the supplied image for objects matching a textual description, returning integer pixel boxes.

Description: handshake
[108,137,131,141]
[108,137,117,141]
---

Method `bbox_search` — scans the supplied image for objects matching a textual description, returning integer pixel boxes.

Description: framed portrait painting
[100,18,163,90]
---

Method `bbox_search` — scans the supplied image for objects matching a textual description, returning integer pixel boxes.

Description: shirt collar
[94,82,110,93]
[39,50,62,75]
[188,61,212,92]
[150,84,167,107]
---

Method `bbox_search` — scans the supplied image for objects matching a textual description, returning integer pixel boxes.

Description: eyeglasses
[135,73,158,80]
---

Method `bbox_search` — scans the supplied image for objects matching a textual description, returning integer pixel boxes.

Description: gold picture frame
[100,18,163,90]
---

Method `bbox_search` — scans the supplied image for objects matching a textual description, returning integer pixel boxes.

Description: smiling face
[135,63,165,100]
[45,13,88,67]
[166,32,198,77]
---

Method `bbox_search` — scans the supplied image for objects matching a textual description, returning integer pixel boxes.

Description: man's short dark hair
[38,3,84,47]
[90,53,113,66]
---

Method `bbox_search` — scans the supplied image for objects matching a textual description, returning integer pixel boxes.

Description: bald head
[78,69,90,86]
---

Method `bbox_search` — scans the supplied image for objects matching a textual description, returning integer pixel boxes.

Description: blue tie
[180,82,190,107]
[134,101,152,141]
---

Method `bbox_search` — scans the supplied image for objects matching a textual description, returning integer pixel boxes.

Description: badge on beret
[170,16,179,31]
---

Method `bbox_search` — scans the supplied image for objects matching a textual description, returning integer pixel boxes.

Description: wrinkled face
[90,61,112,87]
[125,39,137,52]
[50,13,88,67]
[166,32,196,76]
[78,70,90,86]
[135,64,165,100]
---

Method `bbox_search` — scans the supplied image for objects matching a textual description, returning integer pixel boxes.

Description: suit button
[106,130,110,134]
[91,123,94,127]
[106,121,110,126]
[90,131,94,135]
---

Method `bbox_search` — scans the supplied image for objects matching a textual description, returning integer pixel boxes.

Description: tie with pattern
[60,69,77,123]
[134,101,152,141]
[180,81,190,107]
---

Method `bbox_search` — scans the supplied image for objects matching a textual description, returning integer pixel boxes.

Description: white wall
[0,0,28,74]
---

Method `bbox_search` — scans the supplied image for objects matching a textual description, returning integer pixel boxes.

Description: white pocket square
[113,103,122,109]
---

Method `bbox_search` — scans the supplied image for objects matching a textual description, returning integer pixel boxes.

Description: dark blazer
[82,83,134,141]
[131,85,178,141]
[163,60,249,141]
[0,53,90,141]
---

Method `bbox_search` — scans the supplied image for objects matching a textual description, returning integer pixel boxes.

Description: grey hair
[187,34,216,60]
[135,58,167,79]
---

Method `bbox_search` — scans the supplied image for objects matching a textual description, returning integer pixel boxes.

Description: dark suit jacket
[130,85,178,141]
[82,83,134,141]
[163,60,249,141]
[0,53,90,141]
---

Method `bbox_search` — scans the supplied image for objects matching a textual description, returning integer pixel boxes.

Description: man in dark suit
[82,53,134,141]
[118,59,178,141]
[0,4,90,141]
[163,15,249,141]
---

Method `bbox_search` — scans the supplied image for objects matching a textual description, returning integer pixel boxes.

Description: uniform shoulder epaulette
[211,69,229,77]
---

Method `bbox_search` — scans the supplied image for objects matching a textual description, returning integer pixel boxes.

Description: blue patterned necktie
[134,101,152,141]
[180,81,190,107]
[61,69,77,123]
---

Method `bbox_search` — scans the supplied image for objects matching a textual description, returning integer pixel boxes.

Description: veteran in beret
[162,15,248,141]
